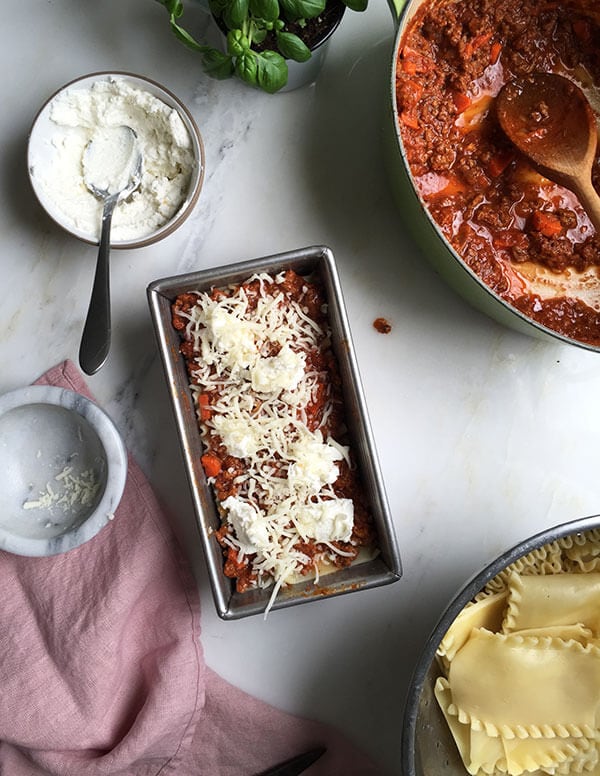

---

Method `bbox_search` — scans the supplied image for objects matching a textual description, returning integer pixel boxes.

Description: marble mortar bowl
[0,385,127,556]
[401,513,600,775]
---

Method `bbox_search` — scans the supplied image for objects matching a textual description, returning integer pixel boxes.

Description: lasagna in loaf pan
[147,245,401,619]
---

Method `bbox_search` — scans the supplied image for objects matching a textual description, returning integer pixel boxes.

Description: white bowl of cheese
[27,71,205,249]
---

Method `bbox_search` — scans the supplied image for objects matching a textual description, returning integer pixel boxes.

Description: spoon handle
[573,177,600,234]
[78,195,118,375]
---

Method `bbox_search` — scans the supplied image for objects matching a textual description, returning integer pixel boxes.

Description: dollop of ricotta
[294,500,354,543]
[222,496,271,554]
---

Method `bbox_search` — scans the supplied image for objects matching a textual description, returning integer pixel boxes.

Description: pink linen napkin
[0,360,382,776]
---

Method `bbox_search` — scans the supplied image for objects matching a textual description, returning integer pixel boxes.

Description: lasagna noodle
[500,624,595,645]
[479,543,564,597]
[434,679,595,776]
[559,530,600,573]
[437,592,507,669]
[503,571,600,635]
[447,628,600,737]
[435,534,600,775]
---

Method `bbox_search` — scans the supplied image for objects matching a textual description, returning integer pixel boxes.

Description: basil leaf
[256,50,288,93]
[276,31,311,62]
[249,0,280,22]
[227,28,249,56]
[342,0,367,9]
[223,0,249,29]
[252,26,268,44]
[280,0,325,19]
[157,0,183,17]
[296,0,326,16]
[202,49,236,79]
[169,19,205,51]
[236,51,259,85]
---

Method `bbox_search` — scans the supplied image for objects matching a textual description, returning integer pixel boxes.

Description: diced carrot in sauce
[198,393,212,421]
[400,111,420,129]
[531,210,563,237]
[472,32,493,50]
[201,453,222,478]
[434,175,468,198]
[400,46,434,74]
[490,41,502,64]
[401,59,419,75]
[463,32,492,59]
[403,80,424,102]
[453,92,471,113]
[487,151,514,177]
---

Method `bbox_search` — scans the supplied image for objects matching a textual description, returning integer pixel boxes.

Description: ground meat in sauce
[396,0,600,345]
[172,270,377,594]
[373,317,392,334]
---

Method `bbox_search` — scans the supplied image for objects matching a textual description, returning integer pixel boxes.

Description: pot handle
[387,0,409,22]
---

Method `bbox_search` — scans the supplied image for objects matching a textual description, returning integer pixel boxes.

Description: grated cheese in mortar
[23,465,101,512]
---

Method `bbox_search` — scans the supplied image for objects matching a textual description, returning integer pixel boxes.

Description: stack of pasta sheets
[435,529,600,775]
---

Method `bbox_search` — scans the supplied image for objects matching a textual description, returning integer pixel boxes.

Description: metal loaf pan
[147,245,402,619]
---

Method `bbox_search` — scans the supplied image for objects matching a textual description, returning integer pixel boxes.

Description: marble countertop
[4,2,600,773]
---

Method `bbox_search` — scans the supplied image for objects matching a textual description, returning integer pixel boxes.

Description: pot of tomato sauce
[386,0,600,351]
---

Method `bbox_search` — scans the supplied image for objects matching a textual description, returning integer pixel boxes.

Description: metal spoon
[496,72,600,232]
[79,125,142,375]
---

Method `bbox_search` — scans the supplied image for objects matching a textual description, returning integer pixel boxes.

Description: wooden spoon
[496,72,600,232]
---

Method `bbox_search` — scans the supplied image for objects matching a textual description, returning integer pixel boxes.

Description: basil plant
[157,0,368,93]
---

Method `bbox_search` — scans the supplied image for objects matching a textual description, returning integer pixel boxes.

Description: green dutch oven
[385,0,600,354]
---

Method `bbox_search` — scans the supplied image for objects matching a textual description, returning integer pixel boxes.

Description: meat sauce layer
[172,269,376,595]
[396,0,600,345]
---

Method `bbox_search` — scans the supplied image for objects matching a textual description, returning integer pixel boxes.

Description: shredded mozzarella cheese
[180,272,356,613]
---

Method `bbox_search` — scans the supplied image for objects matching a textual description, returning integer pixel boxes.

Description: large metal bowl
[385,0,600,354]
[401,513,600,775]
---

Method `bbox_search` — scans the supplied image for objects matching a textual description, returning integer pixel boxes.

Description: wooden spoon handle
[573,177,600,234]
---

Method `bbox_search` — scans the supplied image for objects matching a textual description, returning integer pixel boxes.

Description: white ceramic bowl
[27,71,205,249]
[0,385,127,556]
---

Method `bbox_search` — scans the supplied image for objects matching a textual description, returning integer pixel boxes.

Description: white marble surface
[3,2,600,774]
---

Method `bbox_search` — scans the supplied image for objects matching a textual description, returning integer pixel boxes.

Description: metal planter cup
[191,0,345,92]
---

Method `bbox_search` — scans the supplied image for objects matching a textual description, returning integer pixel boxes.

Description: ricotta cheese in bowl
[28,72,205,248]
